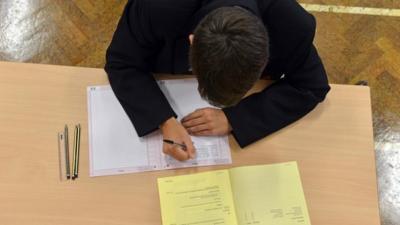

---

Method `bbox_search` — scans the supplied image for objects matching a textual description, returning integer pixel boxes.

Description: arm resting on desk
[105,0,176,136]
[223,45,330,148]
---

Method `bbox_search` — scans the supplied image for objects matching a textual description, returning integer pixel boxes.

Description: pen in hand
[163,139,187,151]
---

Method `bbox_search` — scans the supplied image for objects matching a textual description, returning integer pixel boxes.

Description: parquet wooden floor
[0,1,399,224]
[0,0,127,67]
[300,0,400,8]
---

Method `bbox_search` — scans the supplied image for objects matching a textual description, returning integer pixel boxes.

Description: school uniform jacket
[105,0,331,148]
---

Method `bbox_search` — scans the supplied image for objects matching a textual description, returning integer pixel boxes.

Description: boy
[105,0,330,161]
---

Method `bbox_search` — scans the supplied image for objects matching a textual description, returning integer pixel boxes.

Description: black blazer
[105,0,331,147]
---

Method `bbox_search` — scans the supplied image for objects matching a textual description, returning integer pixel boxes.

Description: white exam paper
[87,79,232,177]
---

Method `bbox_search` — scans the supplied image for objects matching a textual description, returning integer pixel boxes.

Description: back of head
[190,7,269,107]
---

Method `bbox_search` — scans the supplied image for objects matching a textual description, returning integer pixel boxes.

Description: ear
[189,34,194,45]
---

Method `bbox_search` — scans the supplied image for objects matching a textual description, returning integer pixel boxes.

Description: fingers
[181,111,202,123]
[182,117,208,128]
[182,108,231,137]
[182,137,196,159]
[160,116,198,161]
[187,124,210,134]
[162,136,196,161]
[163,144,190,161]
[182,108,210,122]
[191,129,214,136]
[182,108,214,135]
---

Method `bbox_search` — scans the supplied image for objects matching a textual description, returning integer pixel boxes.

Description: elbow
[104,47,116,72]
[104,47,114,75]
[313,83,331,102]
[104,60,114,83]
[104,52,122,86]
[104,45,126,73]
[104,48,129,82]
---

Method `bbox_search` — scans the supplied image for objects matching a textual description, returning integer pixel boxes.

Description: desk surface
[0,61,380,225]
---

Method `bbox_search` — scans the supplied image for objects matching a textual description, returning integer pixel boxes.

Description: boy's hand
[181,108,232,136]
[160,117,196,161]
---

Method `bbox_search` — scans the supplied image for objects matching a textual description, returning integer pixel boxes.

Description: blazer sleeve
[223,14,330,147]
[105,0,177,136]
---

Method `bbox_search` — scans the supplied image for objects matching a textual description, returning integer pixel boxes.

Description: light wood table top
[0,61,380,225]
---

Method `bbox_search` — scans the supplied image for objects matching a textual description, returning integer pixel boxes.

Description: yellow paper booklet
[157,161,311,225]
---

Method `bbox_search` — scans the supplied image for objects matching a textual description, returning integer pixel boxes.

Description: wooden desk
[0,61,380,225]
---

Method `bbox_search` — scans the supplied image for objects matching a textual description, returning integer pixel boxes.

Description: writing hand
[160,117,196,161]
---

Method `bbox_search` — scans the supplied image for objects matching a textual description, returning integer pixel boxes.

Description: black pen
[163,139,187,151]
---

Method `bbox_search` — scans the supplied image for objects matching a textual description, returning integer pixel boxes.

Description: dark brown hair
[190,7,269,107]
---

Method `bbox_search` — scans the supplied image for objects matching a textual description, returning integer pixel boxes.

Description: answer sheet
[87,79,232,177]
